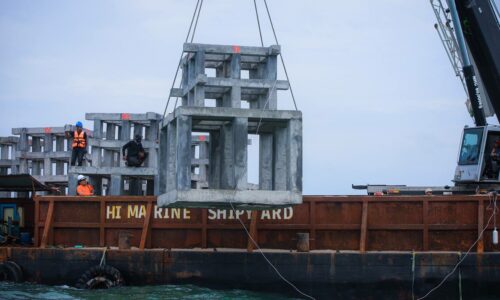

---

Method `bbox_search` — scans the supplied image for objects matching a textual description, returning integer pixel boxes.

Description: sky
[1,0,497,195]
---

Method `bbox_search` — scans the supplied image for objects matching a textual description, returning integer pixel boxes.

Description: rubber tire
[0,261,23,282]
[75,265,124,289]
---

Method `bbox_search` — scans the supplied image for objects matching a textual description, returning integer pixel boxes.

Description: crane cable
[253,0,264,47]
[162,0,203,118]
[262,0,298,111]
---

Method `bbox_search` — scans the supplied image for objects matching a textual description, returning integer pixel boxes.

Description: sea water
[0,282,298,299]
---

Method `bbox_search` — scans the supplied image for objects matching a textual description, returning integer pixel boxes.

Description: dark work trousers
[71,148,86,166]
[127,153,148,167]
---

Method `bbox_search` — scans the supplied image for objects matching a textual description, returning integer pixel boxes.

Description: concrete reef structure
[10,125,92,194]
[158,43,303,208]
[69,113,162,196]
[0,136,19,176]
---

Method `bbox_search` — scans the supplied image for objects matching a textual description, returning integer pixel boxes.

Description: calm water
[0,282,298,300]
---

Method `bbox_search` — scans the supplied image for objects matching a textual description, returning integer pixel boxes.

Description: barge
[2,193,500,299]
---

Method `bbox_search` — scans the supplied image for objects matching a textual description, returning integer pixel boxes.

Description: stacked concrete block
[69,113,162,196]
[0,136,20,198]
[0,136,19,176]
[158,43,303,208]
[11,126,91,193]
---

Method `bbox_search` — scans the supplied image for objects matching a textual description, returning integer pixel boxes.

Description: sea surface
[0,282,298,300]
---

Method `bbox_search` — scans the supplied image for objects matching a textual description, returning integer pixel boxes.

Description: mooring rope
[417,192,497,299]
[228,200,316,300]
[99,247,107,267]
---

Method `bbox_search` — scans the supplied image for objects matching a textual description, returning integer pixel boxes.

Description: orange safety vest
[72,131,86,149]
[77,184,94,196]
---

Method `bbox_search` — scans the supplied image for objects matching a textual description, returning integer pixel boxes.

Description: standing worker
[122,134,147,167]
[76,175,94,196]
[66,121,88,166]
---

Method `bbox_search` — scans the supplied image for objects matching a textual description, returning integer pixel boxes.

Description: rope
[162,0,202,118]
[458,252,462,300]
[190,0,204,43]
[417,192,497,299]
[253,0,264,47]
[228,200,316,300]
[99,247,107,267]
[255,79,278,134]
[174,0,205,110]
[262,0,298,111]
[411,251,416,300]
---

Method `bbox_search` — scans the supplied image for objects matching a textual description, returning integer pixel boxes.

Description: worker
[485,139,500,179]
[76,175,94,196]
[122,134,147,167]
[66,121,88,166]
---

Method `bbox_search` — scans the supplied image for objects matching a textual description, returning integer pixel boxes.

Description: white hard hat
[77,175,87,182]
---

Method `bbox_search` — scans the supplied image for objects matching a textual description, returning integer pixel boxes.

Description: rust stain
[175,271,202,279]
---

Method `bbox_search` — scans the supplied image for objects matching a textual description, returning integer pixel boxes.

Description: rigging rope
[162,0,202,118]
[417,192,497,299]
[228,200,316,300]
[253,0,265,47]
[262,0,299,111]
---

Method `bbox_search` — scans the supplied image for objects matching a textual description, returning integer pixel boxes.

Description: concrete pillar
[55,136,65,175]
[220,118,248,190]
[287,118,302,192]
[199,141,208,182]
[31,137,41,175]
[176,115,192,191]
[119,121,130,167]
[68,173,78,195]
[260,54,277,110]
[273,127,287,190]
[104,123,116,167]
[17,128,28,174]
[165,122,177,192]
[110,174,122,196]
[259,134,273,190]
[44,134,53,176]
[209,131,221,189]
[159,126,168,194]
[193,50,205,106]
[229,54,241,108]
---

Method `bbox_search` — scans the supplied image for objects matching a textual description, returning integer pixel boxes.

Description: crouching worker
[77,175,94,196]
[66,121,88,166]
[122,134,147,167]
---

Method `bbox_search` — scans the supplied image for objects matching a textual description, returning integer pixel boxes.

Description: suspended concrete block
[157,106,303,209]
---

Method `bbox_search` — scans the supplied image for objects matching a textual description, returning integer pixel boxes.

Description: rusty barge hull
[21,195,500,252]
[5,247,500,299]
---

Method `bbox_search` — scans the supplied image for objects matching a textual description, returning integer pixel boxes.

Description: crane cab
[455,125,500,183]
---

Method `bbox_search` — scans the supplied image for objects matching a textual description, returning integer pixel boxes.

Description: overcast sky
[1,0,497,194]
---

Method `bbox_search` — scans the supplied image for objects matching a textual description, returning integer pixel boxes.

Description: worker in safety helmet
[76,175,94,196]
[66,121,88,166]
[122,134,147,167]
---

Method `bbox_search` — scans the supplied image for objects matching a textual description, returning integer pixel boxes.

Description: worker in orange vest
[66,121,88,166]
[76,175,94,196]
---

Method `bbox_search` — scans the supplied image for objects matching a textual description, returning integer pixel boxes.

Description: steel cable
[162,0,202,118]
[262,0,298,111]
[253,0,264,46]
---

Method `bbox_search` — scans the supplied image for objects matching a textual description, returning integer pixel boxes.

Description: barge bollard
[118,231,132,249]
[296,233,310,252]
